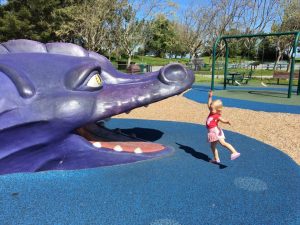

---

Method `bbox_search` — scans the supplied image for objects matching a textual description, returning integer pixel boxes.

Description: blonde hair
[211,99,223,112]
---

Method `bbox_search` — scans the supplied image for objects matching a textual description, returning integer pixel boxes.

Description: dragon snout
[159,63,189,85]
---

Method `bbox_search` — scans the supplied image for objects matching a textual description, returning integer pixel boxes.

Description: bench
[273,71,299,84]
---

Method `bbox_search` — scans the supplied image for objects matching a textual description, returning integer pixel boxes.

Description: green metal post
[223,39,229,90]
[211,37,221,90]
[288,32,299,98]
[297,69,300,95]
[221,31,299,39]
[296,33,300,95]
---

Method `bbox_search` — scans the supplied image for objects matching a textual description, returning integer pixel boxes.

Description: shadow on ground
[176,142,227,169]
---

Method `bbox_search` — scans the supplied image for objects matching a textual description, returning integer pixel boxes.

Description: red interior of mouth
[77,126,166,154]
[90,141,165,153]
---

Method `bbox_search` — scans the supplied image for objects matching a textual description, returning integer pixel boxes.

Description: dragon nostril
[159,63,188,84]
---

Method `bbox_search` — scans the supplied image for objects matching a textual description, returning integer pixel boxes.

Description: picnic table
[226,72,244,85]
[226,71,253,85]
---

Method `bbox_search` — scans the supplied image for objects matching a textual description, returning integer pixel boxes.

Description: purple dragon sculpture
[0,39,194,175]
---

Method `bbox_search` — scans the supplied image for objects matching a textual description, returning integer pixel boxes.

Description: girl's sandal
[210,159,221,164]
[231,153,241,160]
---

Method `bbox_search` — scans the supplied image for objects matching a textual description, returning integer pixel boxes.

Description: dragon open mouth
[77,120,167,155]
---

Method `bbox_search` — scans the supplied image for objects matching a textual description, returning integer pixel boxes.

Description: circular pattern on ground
[150,218,181,225]
[234,177,268,192]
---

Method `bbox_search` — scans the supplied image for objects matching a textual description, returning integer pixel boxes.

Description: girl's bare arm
[219,117,231,125]
[208,90,213,109]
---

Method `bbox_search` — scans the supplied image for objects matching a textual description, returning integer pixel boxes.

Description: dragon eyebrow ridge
[64,62,102,90]
[0,63,35,98]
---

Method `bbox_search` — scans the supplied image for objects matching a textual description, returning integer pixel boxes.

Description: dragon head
[0,39,194,175]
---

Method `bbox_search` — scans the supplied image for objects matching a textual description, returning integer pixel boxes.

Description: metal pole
[224,39,229,90]
[288,32,299,98]
[221,31,299,40]
[297,69,300,95]
[296,33,300,95]
[211,37,221,90]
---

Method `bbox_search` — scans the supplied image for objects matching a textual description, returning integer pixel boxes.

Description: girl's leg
[218,138,238,154]
[210,141,220,162]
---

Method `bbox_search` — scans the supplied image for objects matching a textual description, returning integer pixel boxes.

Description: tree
[144,14,176,58]
[177,0,249,60]
[54,0,127,54]
[0,0,65,42]
[115,0,174,66]
[177,0,281,61]
[168,22,189,58]
[271,0,300,70]
[114,3,147,66]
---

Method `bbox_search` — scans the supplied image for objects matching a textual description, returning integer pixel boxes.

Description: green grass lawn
[111,55,244,66]
[113,55,299,68]
[194,74,299,86]
[213,89,300,105]
[112,56,190,66]
[197,69,275,76]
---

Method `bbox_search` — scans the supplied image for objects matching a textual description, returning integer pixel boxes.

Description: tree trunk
[127,54,132,68]
[286,47,293,72]
[287,57,292,72]
[191,52,196,60]
[273,51,283,70]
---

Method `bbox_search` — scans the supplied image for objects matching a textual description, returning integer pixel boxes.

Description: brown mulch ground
[115,94,300,165]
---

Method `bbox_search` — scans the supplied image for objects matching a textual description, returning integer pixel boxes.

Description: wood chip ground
[115,94,300,165]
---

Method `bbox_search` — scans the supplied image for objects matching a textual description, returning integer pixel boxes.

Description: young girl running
[206,90,240,163]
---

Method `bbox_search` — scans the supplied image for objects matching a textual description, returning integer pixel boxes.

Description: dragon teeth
[93,143,144,153]
[113,145,123,152]
[92,142,102,148]
[134,147,143,154]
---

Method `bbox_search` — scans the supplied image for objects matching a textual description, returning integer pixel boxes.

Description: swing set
[211,31,300,98]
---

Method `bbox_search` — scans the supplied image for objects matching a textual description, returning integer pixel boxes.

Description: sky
[171,0,210,8]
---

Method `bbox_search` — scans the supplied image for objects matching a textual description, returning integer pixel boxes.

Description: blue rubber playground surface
[185,85,300,114]
[0,119,299,225]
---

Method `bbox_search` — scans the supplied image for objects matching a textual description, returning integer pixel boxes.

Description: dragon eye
[86,73,102,88]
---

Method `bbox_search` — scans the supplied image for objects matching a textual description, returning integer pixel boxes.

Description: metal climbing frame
[211,31,300,98]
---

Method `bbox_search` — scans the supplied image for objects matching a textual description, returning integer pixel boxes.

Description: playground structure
[211,31,300,98]
[0,39,194,175]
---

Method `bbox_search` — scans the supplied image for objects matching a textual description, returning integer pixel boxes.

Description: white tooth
[113,145,123,152]
[134,147,143,154]
[93,142,102,148]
